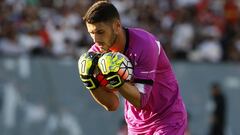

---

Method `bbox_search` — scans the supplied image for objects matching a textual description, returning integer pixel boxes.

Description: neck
[110,28,126,53]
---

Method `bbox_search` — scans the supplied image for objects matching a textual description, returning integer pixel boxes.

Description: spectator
[208,82,227,135]
[0,0,240,62]
[188,24,223,63]
[171,7,195,59]
[225,32,240,61]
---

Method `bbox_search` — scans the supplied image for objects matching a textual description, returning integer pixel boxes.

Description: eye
[97,30,104,35]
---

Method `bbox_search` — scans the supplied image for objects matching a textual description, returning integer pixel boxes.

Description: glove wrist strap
[107,74,124,88]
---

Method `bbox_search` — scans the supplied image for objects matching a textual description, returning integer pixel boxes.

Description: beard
[102,29,118,52]
[110,32,117,46]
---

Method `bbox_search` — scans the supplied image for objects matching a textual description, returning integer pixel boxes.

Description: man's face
[86,21,118,52]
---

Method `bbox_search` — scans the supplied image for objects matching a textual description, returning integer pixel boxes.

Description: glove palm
[98,52,125,89]
[78,52,100,90]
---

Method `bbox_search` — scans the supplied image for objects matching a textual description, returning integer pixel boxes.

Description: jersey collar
[123,28,129,54]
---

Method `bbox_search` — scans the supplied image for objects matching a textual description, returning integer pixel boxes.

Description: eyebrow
[89,29,104,34]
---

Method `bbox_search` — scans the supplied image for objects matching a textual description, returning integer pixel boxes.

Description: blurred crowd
[1,0,240,62]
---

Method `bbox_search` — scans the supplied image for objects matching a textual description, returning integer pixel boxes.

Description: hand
[78,52,101,90]
[98,52,125,89]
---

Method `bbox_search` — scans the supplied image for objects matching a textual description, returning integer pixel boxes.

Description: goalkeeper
[78,1,187,135]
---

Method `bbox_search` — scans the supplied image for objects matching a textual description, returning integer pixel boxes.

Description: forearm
[118,82,141,109]
[89,87,120,111]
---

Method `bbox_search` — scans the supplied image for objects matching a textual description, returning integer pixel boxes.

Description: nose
[91,34,99,43]
[92,36,96,43]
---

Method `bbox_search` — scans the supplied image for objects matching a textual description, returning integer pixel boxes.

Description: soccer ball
[117,53,133,81]
[98,52,133,81]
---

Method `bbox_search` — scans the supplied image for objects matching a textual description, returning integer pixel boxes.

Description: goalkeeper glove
[78,52,101,91]
[98,52,125,89]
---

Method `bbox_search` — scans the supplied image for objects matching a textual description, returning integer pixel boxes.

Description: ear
[113,19,122,33]
[115,20,121,29]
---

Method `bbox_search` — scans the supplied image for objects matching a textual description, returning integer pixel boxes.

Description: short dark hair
[83,1,120,23]
[211,82,221,90]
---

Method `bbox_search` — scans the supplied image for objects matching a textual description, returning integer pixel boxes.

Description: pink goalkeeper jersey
[89,28,187,134]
